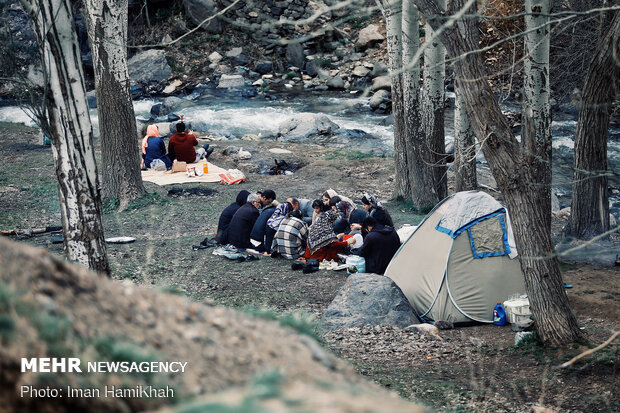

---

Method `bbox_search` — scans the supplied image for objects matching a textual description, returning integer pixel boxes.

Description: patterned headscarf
[362,192,383,209]
[141,125,159,154]
[267,202,291,230]
[308,210,338,254]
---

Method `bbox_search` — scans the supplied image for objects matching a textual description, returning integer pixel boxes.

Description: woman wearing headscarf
[361,193,394,227]
[141,125,172,169]
[304,210,348,261]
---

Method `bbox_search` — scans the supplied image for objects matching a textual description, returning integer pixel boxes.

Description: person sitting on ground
[304,210,348,261]
[141,125,172,170]
[361,193,394,227]
[264,200,293,254]
[286,197,313,225]
[337,231,364,253]
[270,209,309,259]
[329,196,356,234]
[227,193,261,250]
[250,189,279,252]
[322,189,355,208]
[211,189,250,245]
[168,122,202,164]
[356,216,401,275]
[311,198,330,225]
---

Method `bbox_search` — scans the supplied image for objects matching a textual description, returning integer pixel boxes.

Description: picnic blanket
[141,161,227,186]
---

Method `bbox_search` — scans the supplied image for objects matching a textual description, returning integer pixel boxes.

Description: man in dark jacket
[168,122,199,163]
[215,190,250,245]
[250,189,278,251]
[357,217,401,275]
[227,193,261,249]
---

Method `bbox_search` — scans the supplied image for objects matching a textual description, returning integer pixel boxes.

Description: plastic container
[493,302,507,326]
[203,163,209,174]
[346,256,366,275]
[503,297,532,324]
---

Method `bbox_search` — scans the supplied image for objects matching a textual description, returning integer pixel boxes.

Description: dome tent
[385,191,526,324]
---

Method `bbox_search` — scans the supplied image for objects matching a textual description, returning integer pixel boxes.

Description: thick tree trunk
[83,0,146,208]
[415,0,581,345]
[20,0,110,275]
[454,80,477,191]
[402,0,436,208]
[522,0,552,232]
[567,12,620,239]
[453,2,478,192]
[377,0,410,200]
[421,0,447,202]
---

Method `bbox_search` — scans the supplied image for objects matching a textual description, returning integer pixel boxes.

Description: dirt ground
[0,122,618,412]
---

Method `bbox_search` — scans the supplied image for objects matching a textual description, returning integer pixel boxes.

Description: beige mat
[141,161,228,186]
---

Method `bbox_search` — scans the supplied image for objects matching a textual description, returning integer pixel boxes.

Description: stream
[1,91,618,215]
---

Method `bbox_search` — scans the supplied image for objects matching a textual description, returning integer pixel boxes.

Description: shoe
[302,264,318,274]
[235,256,246,263]
[192,245,207,251]
[291,262,303,271]
[246,255,260,261]
[206,147,215,158]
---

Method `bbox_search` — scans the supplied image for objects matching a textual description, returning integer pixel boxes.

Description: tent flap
[467,214,511,258]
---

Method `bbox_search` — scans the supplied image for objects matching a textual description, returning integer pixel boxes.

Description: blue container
[346,255,366,274]
[493,302,507,326]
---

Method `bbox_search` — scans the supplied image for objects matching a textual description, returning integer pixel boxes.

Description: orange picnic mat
[141,161,228,186]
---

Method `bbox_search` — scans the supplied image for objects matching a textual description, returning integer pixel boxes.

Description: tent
[385,191,526,324]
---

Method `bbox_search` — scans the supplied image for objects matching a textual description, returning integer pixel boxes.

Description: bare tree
[415,0,581,345]
[19,0,110,275]
[376,0,410,200]
[567,11,619,239]
[83,0,146,207]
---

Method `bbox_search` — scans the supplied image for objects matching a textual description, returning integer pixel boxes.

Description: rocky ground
[0,121,618,412]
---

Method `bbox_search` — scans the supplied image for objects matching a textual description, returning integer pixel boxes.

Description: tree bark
[453,1,478,192]
[377,0,410,200]
[522,0,552,233]
[20,0,110,275]
[421,0,447,202]
[83,0,146,208]
[567,12,620,239]
[402,0,437,209]
[454,79,478,191]
[415,0,581,345]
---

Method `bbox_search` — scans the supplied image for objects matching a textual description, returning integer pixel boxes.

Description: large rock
[372,75,392,91]
[226,47,247,65]
[254,61,273,74]
[352,65,371,77]
[278,114,340,142]
[208,51,223,63]
[370,61,388,78]
[320,274,418,331]
[369,90,391,111]
[326,76,346,90]
[127,49,172,85]
[286,42,305,69]
[356,24,385,49]
[183,0,222,33]
[217,74,246,89]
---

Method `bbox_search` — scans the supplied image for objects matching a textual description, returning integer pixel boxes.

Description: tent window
[467,214,511,258]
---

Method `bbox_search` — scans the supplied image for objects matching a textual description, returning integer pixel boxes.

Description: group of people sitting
[209,188,401,275]
[140,121,214,170]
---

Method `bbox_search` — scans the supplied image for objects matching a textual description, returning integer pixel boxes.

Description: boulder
[326,76,346,90]
[226,47,247,65]
[183,0,222,33]
[352,65,371,77]
[208,51,223,63]
[320,274,418,331]
[356,24,385,49]
[286,42,305,69]
[369,90,391,110]
[370,62,388,78]
[278,114,340,142]
[217,74,246,89]
[255,61,273,74]
[163,79,183,94]
[305,60,319,77]
[372,75,392,91]
[127,49,172,85]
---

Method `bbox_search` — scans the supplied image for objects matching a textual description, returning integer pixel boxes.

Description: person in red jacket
[168,122,200,163]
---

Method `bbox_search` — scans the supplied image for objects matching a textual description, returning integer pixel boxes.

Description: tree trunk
[20,0,110,275]
[415,0,581,345]
[567,12,620,239]
[421,0,447,202]
[522,0,552,233]
[453,2,478,192]
[377,0,410,200]
[454,79,477,191]
[402,0,436,209]
[83,0,146,208]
